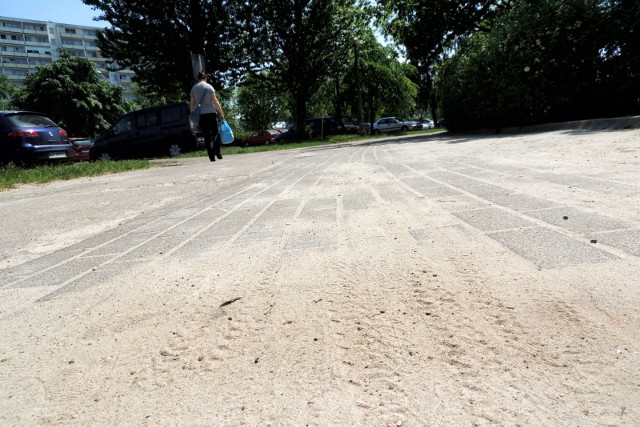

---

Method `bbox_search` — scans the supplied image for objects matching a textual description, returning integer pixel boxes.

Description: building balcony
[58,31,84,39]
[22,28,48,35]
[1,62,26,69]
[25,42,50,48]
[1,51,28,58]
[25,52,51,58]
[0,26,24,34]
[0,39,27,45]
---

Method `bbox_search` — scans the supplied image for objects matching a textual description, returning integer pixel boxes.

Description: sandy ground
[1,128,639,426]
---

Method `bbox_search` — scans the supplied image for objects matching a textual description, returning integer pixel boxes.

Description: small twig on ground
[220,297,242,307]
[264,303,275,316]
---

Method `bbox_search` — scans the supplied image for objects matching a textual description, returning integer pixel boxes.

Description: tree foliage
[248,0,360,135]
[349,41,419,125]
[437,0,640,130]
[0,74,18,110]
[83,0,252,99]
[598,0,640,115]
[378,0,503,122]
[302,14,418,127]
[236,73,289,130]
[15,50,130,137]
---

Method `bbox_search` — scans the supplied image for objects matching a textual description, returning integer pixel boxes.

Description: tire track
[0,158,317,320]
[127,149,351,414]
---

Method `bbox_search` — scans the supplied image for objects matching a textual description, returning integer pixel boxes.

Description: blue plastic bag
[219,119,234,145]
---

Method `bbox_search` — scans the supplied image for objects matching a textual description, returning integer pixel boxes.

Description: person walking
[190,71,225,162]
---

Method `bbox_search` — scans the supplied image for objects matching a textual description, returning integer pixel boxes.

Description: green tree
[129,82,172,110]
[16,50,130,137]
[83,0,252,99]
[599,0,640,115]
[249,0,359,136]
[378,0,503,124]
[0,74,18,110]
[358,44,419,126]
[436,0,636,130]
[236,73,289,130]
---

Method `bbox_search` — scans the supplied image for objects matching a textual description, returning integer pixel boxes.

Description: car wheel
[401,126,408,131]
[97,152,112,161]
[168,143,182,157]
[265,140,270,145]
[244,141,249,147]
[374,129,380,135]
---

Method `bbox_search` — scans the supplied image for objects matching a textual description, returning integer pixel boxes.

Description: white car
[420,120,434,129]
[372,117,409,134]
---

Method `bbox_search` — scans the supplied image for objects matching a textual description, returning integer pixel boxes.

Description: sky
[1,0,108,27]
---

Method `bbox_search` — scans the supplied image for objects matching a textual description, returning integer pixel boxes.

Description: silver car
[372,117,409,134]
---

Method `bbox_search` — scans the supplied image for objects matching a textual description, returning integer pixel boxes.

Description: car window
[136,111,159,128]
[161,106,181,124]
[112,116,134,135]
[6,114,57,128]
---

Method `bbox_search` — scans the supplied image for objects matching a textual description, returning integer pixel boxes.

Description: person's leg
[211,122,222,159]
[199,114,216,161]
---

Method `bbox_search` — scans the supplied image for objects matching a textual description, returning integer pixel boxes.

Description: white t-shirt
[190,82,216,115]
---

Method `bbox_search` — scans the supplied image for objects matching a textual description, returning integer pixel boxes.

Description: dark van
[90,102,203,160]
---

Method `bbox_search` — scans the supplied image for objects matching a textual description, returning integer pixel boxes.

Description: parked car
[420,120,434,129]
[243,129,282,147]
[403,120,422,130]
[343,123,371,134]
[90,102,203,161]
[0,111,74,166]
[69,137,93,161]
[275,117,346,143]
[372,117,409,134]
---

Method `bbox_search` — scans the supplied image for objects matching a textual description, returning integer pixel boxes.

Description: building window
[64,28,77,35]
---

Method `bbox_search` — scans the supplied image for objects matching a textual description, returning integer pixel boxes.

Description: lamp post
[352,38,365,135]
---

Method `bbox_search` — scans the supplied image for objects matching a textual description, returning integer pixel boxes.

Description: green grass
[0,160,151,191]
[0,129,441,190]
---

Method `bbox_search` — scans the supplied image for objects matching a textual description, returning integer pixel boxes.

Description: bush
[437,0,640,131]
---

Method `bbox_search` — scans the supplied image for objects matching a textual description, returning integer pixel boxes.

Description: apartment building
[0,16,135,99]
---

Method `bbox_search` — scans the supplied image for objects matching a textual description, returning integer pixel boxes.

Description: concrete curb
[498,115,640,134]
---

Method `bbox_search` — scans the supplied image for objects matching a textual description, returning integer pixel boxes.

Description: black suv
[90,102,203,160]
